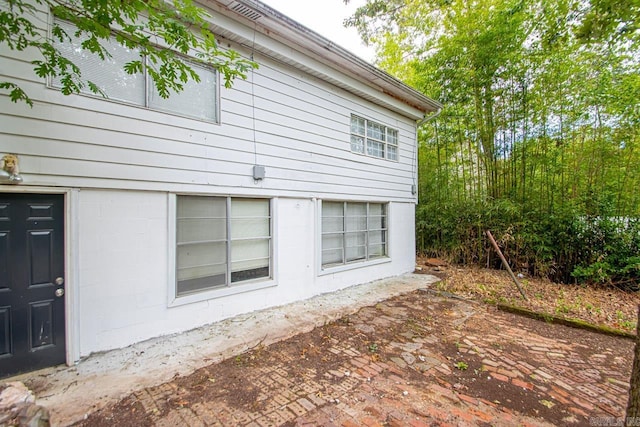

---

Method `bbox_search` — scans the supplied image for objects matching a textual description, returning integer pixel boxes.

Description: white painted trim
[169,279,277,307]
[0,186,79,365]
[312,198,319,281]
[318,257,392,276]
[166,193,277,308]
[270,197,279,284]
[166,193,178,306]
[387,201,393,260]
[66,189,80,365]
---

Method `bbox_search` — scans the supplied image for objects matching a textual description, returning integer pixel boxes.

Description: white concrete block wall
[75,190,415,358]
[77,190,169,355]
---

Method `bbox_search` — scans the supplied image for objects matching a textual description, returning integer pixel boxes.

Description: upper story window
[51,19,218,123]
[350,115,399,161]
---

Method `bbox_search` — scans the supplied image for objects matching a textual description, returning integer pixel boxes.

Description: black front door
[0,193,66,378]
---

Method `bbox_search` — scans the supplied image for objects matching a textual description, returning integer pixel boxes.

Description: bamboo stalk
[485,230,527,300]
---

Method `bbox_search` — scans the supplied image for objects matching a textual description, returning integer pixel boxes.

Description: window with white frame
[176,196,271,296]
[321,201,388,268]
[52,19,218,122]
[350,115,399,161]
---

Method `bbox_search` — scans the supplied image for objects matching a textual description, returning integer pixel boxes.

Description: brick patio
[76,289,634,426]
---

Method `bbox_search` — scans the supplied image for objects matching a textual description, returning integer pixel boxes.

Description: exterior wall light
[1,154,24,184]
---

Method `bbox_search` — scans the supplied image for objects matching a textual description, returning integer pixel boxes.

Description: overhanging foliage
[0,0,258,105]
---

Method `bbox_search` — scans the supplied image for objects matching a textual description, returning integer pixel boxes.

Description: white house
[0,0,441,377]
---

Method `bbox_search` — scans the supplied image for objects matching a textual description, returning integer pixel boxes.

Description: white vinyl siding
[51,19,218,122]
[2,10,419,203]
[350,115,399,161]
[321,201,388,268]
[176,196,270,296]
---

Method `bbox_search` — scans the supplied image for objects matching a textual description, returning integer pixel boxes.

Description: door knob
[55,288,65,297]
[55,277,64,285]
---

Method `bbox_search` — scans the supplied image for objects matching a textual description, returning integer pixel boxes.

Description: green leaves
[575,0,640,44]
[0,82,33,106]
[1,0,258,105]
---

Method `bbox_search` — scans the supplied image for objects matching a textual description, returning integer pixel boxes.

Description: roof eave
[213,0,442,118]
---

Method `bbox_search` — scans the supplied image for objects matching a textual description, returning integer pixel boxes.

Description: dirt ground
[420,260,640,335]
[70,266,635,427]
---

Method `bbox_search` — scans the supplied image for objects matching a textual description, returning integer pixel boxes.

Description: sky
[259,0,375,62]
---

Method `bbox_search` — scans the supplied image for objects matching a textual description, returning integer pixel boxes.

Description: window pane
[231,218,269,239]
[368,243,386,258]
[346,216,366,231]
[177,197,226,243]
[231,199,270,239]
[231,238,270,282]
[178,218,226,243]
[369,215,386,230]
[231,239,270,268]
[178,196,226,217]
[230,199,270,282]
[177,242,227,295]
[53,20,145,105]
[322,202,344,232]
[351,115,365,135]
[346,246,366,262]
[322,234,344,265]
[323,201,343,216]
[149,62,217,122]
[345,231,366,262]
[367,140,384,158]
[350,135,365,153]
[232,198,269,217]
[177,242,226,276]
[346,202,366,216]
[387,145,398,161]
[367,122,385,141]
[177,196,227,295]
[387,129,398,145]
[322,201,345,267]
[368,229,386,245]
[369,203,385,216]
[345,203,366,232]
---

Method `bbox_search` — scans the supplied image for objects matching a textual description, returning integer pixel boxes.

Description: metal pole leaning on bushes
[485,230,528,300]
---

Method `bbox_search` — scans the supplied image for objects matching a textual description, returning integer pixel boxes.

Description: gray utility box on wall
[253,165,265,180]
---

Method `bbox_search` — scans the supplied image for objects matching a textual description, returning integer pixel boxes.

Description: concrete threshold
[8,273,439,426]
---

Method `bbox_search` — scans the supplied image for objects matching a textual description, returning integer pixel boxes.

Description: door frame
[0,186,79,367]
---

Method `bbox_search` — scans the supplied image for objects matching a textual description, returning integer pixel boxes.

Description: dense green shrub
[416,201,640,290]
[571,217,640,289]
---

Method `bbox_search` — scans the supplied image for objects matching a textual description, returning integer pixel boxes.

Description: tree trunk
[626,305,640,424]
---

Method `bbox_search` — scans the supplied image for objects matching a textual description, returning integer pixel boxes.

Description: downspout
[417,107,443,127]
[412,108,443,196]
